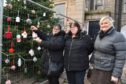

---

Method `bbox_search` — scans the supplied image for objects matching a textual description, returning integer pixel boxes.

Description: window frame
[94,0,104,10]
[123,0,126,13]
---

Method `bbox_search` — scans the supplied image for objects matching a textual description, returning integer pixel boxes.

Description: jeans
[66,70,86,84]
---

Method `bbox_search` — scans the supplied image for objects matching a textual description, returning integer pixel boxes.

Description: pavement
[40,71,91,84]
[40,69,126,84]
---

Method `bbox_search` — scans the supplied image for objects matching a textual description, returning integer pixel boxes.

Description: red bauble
[7,17,12,22]
[4,25,12,39]
[4,32,12,39]
[9,48,15,53]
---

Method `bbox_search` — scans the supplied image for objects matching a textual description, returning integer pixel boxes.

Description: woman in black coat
[31,24,65,84]
[64,22,94,84]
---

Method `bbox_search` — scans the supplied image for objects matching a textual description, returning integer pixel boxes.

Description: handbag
[47,58,63,76]
[41,49,63,77]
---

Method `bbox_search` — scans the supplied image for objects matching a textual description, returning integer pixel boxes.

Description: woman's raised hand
[31,26,38,31]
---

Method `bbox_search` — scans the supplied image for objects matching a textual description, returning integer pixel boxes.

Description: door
[88,21,100,40]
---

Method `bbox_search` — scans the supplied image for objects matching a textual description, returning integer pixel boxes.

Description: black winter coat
[35,30,65,62]
[41,32,65,63]
[64,32,94,71]
[35,30,65,76]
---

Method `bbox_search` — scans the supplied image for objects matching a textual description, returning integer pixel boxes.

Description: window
[85,0,94,11]
[85,0,104,11]
[95,0,104,10]
[123,0,126,13]
[85,0,91,11]
[53,3,65,28]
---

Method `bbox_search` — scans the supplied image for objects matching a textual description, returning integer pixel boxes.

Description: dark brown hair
[53,24,62,30]
[69,22,81,36]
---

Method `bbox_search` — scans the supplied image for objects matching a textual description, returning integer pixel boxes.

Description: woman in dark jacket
[31,24,65,84]
[90,16,126,84]
[64,22,94,84]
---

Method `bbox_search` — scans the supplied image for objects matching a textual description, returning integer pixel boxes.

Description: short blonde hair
[99,16,114,27]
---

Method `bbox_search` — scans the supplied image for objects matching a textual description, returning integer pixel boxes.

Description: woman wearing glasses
[31,24,65,84]
[64,22,94,84]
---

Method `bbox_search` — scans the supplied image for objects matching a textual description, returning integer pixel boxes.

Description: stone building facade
[53,0,85,27]
[53,0,126,39]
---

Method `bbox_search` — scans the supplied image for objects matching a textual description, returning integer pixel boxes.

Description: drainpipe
[114,0,123,32]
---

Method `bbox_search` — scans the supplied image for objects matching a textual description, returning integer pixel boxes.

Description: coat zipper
[68,39,73,71]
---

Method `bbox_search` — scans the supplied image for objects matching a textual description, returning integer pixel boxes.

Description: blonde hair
[99,16,114,27]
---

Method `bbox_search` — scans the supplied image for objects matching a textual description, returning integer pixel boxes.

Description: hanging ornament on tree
[50,3,54,7]
[43,12,46,17]
[11,58,16,70]
[6,3,13,10]
[4,25,12,39]
[15,10,20,23]
[33,56,37,62]
[47,24,51,28]
[3,53,10,64]
[37,21,40,28]
[29,49,34,56]
[37,46,41,51]
[37,70,41,75]
[11,65,16,70]
[24,0,26,4]
[15,17,20,23]
[5,79,11,84]
[9,41,15,53]
[32,32,38,40]
[7,17,12,22]
[53,13,57,18]
[26,14,32,25]
[16,34,21,42]
[31,9,36,14]
[21,27,27,38]
[24,6,27,9]
[9,48,15,53]
[17,58,22,67]
[5,59,10,64]
[5,58,10,64]
[24,67,27,73]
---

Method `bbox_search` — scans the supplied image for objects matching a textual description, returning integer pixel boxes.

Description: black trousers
[66,70,86,84]
[48,76,59,84]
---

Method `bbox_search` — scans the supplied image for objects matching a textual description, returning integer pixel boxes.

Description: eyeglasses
[70,26,76,28]
[53,28,60,30]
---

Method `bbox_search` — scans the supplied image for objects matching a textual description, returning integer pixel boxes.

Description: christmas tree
[2,0,59,83]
